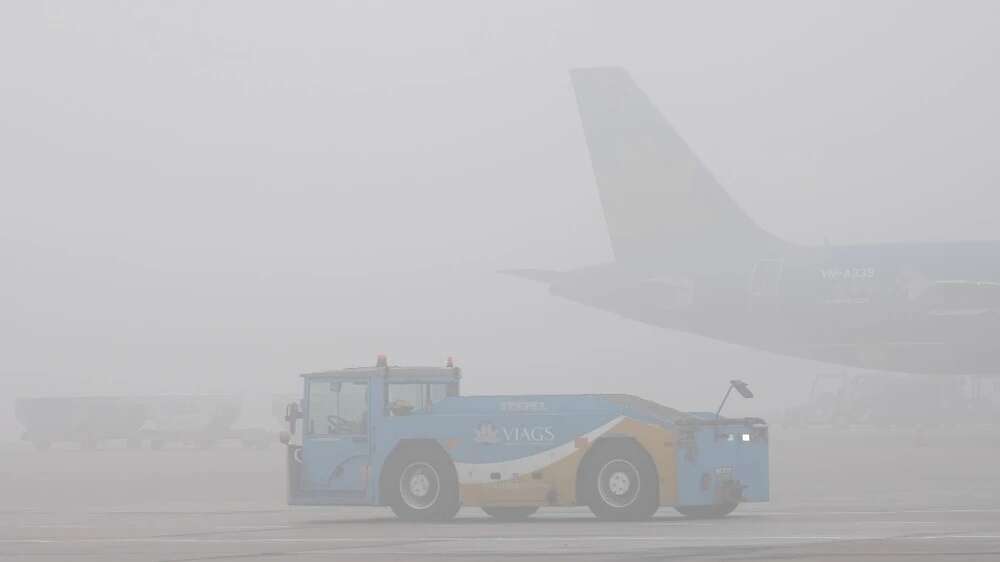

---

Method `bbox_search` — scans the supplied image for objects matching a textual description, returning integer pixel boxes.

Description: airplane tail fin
[570,67,786,265]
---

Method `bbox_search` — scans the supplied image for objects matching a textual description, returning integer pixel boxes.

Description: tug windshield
[306,379,368,435]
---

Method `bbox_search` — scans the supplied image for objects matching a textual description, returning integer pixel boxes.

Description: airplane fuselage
[547,241,1000,375]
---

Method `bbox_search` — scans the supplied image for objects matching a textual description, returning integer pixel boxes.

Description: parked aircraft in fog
[509,67,1000,375]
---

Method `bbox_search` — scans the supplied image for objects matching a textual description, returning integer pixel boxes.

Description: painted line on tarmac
[856,521,939,526]
[906,535,1000,540]
[214,525,295,531]
[6,531,1000,546]
[747,508,1000,516]
[14,523,91,529]
[637,522,713,526]
[1,535,988,545]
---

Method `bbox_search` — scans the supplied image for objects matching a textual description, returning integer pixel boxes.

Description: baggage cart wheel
[383,445,460,522]
[580,439,659,521]
[481,506,539,521]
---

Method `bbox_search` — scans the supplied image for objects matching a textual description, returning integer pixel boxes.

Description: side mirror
[716,379,754,419]
[731,379,754,399]
[278,430,291,445]
[285,402,303,434]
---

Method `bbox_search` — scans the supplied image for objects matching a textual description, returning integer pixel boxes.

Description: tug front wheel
[383,444,461,522]
[580,439,659,521]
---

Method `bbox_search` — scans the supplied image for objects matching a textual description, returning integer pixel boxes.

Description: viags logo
[473,422,555,445]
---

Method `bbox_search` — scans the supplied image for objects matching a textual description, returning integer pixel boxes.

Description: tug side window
[429,383,450,403]
[386,383,451,416]
[387,384,427,416]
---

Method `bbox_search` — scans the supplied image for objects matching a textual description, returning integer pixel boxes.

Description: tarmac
[3,425,1000,561]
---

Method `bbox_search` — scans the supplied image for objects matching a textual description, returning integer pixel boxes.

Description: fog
[3,2,1000,560]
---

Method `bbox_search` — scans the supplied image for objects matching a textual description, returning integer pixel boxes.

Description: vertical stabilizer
[571,67,785,265]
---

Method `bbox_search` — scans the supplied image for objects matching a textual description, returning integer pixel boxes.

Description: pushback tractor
[279,357,769,521]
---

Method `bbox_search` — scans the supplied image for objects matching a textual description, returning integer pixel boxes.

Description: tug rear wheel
[383,444,460,522]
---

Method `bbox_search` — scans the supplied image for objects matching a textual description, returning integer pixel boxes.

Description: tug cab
[281,356,461,506]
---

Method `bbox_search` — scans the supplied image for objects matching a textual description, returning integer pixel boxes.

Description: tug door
[302,378,371,495]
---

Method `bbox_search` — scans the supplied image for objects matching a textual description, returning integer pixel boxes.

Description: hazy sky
[3,1,1000,435]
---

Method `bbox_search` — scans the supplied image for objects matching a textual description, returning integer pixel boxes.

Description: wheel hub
[597,459,641,509]
[399,462,440,510]
[608,471,631,496]
[409,473,430,497]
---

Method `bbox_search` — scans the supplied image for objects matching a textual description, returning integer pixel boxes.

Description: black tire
[482,506,539,521]
[382,444,461,522]
[674,502,738,519]
[580,439,659,521]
